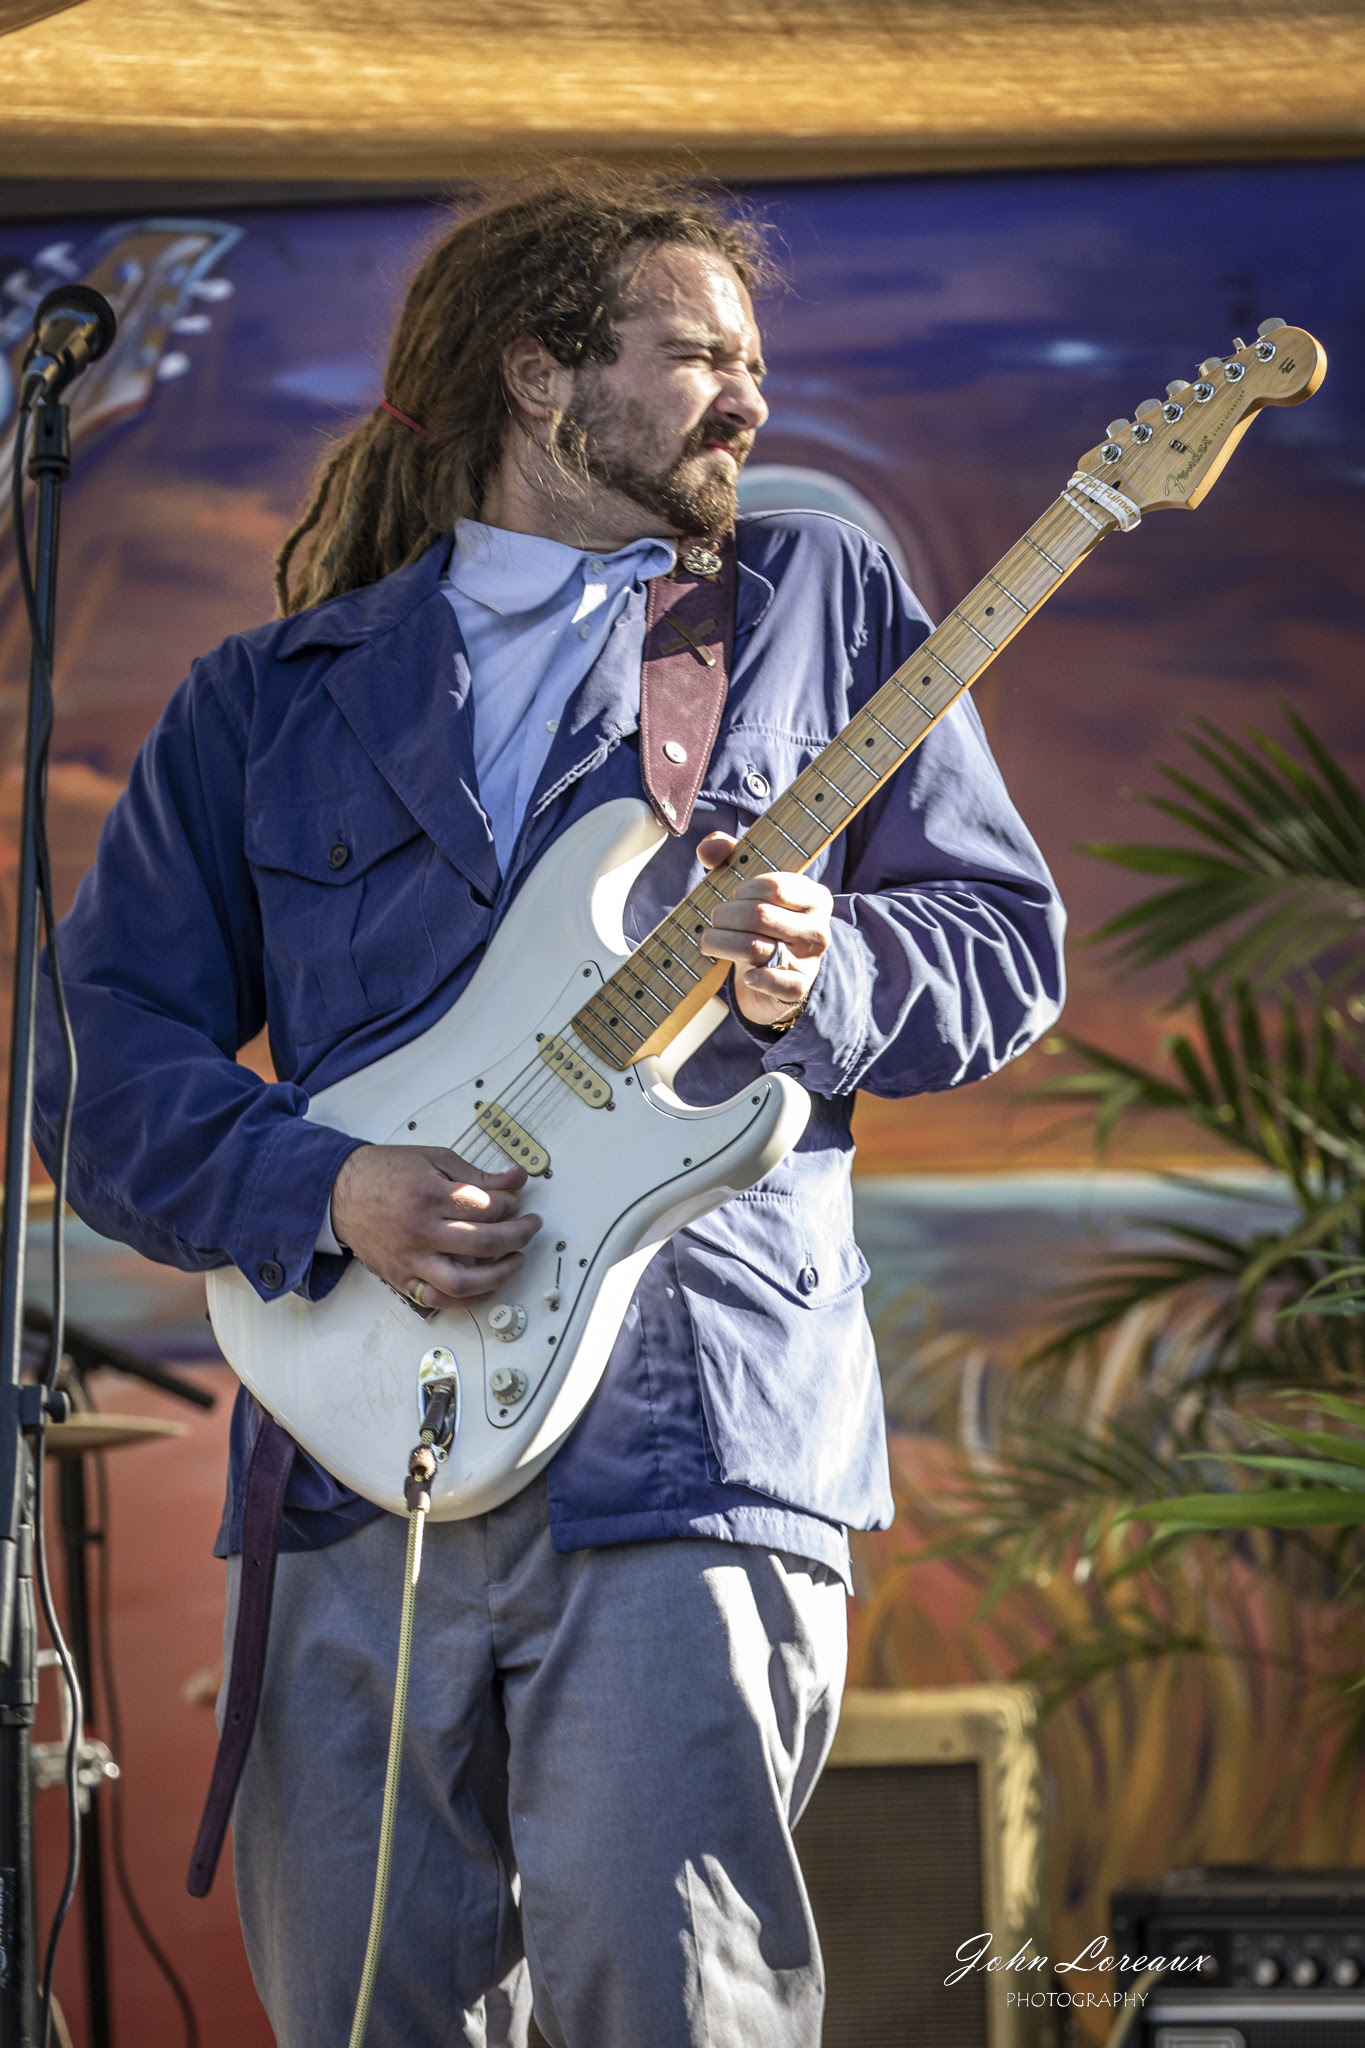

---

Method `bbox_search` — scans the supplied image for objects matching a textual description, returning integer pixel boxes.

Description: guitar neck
[573,485,1111,1070]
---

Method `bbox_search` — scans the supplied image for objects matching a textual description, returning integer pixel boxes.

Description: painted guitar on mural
[207,320,1327,1519]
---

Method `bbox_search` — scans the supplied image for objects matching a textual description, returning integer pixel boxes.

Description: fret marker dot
[985,606,995,616]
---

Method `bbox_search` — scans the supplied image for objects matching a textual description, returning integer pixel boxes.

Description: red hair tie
[379,398,427,436]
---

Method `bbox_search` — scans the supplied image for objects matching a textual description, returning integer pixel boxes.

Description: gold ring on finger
[409,1278,428,1308]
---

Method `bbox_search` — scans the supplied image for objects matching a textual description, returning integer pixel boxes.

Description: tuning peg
[1257,316,1286,336]
[1106,419,1130,437]
[1198,358,1223,378]
[1135,398,1162,420]
[1232,337,1248,352]
[1166,379,1192,397]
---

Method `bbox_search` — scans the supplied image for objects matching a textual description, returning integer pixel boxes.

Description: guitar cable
[346,1377,457,2048]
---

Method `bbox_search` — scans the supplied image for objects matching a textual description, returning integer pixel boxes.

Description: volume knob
[488,1303,527,1342]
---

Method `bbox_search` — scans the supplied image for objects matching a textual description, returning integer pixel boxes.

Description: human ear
[501,336,574,431]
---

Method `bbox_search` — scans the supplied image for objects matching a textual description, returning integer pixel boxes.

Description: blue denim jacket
[35,512,1065,1578]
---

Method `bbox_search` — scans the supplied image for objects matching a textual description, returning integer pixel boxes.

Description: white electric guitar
[207,322,1326,1518]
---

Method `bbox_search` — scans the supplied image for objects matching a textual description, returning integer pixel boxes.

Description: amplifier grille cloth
[795,1759,988,2047]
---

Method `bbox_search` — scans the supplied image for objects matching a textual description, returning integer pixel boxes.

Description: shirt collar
[446,519,675,618]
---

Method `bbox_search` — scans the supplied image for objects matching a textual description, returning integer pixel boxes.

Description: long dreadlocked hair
[274,166,771,616]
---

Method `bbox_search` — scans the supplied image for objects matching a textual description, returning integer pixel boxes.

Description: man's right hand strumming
[329,1144,541,1311]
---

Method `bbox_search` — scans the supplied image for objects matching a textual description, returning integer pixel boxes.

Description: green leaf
[1122,1491,1365,1529]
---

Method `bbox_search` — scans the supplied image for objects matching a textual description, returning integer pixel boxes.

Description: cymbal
[43,1413,190,1457]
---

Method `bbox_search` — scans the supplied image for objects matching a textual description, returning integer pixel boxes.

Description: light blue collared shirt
[442,519,676,870]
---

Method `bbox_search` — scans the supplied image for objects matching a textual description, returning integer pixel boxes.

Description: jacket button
[744,770,769,799]
[327,841,350,870]
[259,1260,285,1290]
[662,739,688,764]
[797,1264,819,1295]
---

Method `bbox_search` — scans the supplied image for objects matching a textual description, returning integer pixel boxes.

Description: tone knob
[489,1364,528,1404]
[1290,1957,1319,1988]
[1332,1956,1361,1987]
[488,1303,527,1342]
[1251,1955,1280,1987]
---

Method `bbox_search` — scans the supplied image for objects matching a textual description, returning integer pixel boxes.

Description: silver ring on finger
[766,939,792,971]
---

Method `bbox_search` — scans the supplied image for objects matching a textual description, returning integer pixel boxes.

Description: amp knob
[1332,1956,1361,1987]
[488,1303,527,1342]
[1290,1957,1320,1988]
[1251,1956,1281,1988]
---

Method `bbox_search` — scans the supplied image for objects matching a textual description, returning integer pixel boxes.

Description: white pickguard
[206,799,811,1519]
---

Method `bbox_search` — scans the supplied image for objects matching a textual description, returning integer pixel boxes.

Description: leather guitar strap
[639,533,736,835]
[186,1410,294,1896]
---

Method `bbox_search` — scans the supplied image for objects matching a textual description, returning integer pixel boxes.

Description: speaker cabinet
[795,1685,1050,2048]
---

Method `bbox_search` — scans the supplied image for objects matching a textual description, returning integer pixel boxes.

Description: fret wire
[833,736,878,778]
[785,786,830,832]
[643,954,690,999]
[1024,535,1064,574]
[986,573,1029,615]
[766,806,818,857]
[665,905,712,949]
[953,609,997,651]
[892,678,936,719]
[866,708,903,747]
[609,976,669,1021]
[926,648,965,687]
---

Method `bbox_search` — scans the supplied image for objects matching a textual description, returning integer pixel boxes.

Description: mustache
[680,416,754,466]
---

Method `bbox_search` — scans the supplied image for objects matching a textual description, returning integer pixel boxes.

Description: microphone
[21,284,117,407]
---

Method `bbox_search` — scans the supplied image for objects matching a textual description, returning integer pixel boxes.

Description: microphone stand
[0,394,73,2047]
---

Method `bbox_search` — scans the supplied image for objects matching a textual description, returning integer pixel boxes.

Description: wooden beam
[0,0,1360,183]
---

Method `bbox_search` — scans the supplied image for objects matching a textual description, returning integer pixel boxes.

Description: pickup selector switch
[489,1303,527,1342]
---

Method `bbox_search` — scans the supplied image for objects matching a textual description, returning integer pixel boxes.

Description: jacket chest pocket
[246,792,456,1043]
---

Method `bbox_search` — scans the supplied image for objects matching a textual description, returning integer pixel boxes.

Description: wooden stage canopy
[0,0,1361,194]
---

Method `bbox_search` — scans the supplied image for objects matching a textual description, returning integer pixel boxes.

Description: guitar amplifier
[1111,1866,1365,2048]
[794,1685,1052,2048]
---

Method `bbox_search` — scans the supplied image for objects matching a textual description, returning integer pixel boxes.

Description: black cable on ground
[93,1449,201,2048]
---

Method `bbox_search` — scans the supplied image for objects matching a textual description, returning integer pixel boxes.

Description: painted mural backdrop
[0,161,1361,1354]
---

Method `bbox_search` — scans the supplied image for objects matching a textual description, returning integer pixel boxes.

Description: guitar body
[206,798,811,1519]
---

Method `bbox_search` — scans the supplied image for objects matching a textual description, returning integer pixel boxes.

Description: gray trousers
[224,1477,847,2048]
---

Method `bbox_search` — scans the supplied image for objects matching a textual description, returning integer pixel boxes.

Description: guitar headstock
[1073,319,1327,514]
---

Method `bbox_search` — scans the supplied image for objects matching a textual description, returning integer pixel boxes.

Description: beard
[560,386,753,536]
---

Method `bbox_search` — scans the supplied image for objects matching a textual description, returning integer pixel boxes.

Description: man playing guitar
[37,171,1064,2047]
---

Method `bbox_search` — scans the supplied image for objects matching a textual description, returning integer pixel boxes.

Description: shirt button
[744,770,770,800]
[589,559,605,574]
[327,841,350,870]
[797,1264,819,1296]
[662,740,688,764]
[578,621,592,640]
[259,1260,285,1291]
[545,718,559,735]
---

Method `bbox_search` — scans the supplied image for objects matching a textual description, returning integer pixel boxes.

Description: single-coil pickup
[474,1101,550,1176]
[537,1034,613,1108]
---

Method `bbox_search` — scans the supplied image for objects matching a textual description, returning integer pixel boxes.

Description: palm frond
[1082,712,1365,985]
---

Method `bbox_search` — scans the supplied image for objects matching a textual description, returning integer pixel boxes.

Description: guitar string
[432,490,1098,1204]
